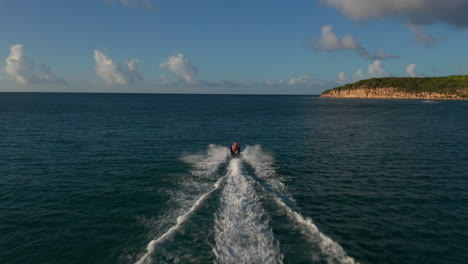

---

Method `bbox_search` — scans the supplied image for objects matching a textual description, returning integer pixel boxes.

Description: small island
[321,75,468,100]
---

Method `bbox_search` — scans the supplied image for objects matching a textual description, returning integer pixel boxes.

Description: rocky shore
[320,76,468,100]
[320,87,467,100]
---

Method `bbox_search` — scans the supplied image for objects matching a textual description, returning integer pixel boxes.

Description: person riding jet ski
[231,141,241,157]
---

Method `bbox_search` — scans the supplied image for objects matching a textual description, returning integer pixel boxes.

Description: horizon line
[0,91,322,96]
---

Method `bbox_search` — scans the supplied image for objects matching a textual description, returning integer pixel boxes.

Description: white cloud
[406,24,438,47]
[5,44,35,85]
[337,72,347,84]
[341,34,361,49]
[94,50,144,85]
[160,54,199,85]
[460,67,468,75]
[368,60,386,78]
[350,60,389,81]
[353,69,366,81]
[106,0,155,11]
[406,64,417,77]
[4,44,68,85]
[321,0,468,27]
[289,74,322,86]
[312,25,361,51]
[312,25,397,60]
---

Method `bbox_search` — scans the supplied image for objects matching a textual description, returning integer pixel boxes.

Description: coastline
[320,87,468,100]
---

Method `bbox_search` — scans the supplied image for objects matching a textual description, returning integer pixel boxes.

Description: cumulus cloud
[406,64,417,77]
[312,25,361,51]
[4,44,68,85]
[335,72,348,84]
[94,50,144,85]
[105,0,155,11]
[406,24,439,47]
[311,25,397,60]
[160,54,199,85]
[350,60,389,81]
[321,0,468,27]
[368,60,386,78]
[460,67,468,75]
[352,69,366,81]
[338,72,346,83]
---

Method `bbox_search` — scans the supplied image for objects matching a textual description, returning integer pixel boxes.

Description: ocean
[1,93,467,264]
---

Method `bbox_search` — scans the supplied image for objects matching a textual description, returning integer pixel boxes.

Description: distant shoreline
[320,87,468,100]
[321,76,468,100]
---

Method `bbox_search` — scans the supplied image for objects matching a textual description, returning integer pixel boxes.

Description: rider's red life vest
[231,143,238,151]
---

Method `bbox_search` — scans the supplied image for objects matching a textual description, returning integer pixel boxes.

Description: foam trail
[243,145,359,264]
[272,197,358,264]
[135,145,229,264]
[214,159,282,264]
[136,174,226,264]
[242,145,293,203]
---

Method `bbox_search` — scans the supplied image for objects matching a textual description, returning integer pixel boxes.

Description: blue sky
[1,0,467,94]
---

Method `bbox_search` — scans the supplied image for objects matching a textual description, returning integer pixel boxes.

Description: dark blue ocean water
[1,93,467,264]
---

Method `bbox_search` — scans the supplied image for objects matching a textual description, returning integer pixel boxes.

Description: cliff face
[321,87,468,100]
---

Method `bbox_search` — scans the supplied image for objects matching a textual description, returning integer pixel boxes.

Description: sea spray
[214,159,282,264]
[182,144,230,178]
[243,145,359,264]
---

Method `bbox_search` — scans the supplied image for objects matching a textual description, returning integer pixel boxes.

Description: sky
[1,0,468,94]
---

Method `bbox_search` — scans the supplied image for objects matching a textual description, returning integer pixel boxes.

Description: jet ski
[231,148,241,158]
[230,141,241,158]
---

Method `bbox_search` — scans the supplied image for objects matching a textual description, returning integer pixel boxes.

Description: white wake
[182,144,230,178]
[135,145,229,264]
[243,145,359,264]
[214,159,282,264]
[134,144,359,264]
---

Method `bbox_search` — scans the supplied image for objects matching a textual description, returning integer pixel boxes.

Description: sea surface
[1,93,467,264]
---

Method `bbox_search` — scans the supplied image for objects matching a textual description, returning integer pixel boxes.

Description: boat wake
[243,145,359,264]
[213,158,282,264]
[135,145,229,264]
[134,144,359,264]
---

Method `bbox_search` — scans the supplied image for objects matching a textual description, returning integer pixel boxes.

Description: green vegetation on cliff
[322,75,468,98]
